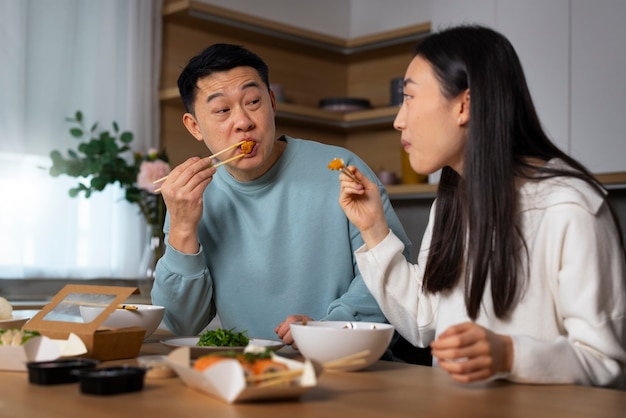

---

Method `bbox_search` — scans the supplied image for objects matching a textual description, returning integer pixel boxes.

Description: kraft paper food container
[164,347,319,404]
[0,332,87,372]
[23,284,146,361]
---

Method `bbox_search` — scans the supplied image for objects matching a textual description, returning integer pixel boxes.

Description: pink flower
[137,159,170,193]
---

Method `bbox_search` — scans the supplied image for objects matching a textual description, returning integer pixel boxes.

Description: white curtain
[0,0,162,279]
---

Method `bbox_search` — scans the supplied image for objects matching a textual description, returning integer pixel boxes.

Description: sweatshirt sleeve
[151,236,217,336]
[323,178,414,325]
[354,201,439,348]
[508,201,626,388]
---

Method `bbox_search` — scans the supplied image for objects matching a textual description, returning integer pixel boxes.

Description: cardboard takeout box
[0,333,87,371]
[165,347,319,403]
[23,285,145,361]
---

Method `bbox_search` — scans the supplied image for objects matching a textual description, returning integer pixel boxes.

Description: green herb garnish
[196,328,250,347]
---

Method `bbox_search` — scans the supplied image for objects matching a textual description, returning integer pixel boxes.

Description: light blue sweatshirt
[152,136,411,339]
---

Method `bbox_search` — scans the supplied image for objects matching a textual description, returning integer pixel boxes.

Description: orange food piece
[194,353,287,376]
[193,355,231,371]
[241,141,255,154]
[250,358,289,375]
[327,158,345,171]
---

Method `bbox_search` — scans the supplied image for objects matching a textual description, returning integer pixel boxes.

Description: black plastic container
[27,359,99,385]
[72,366,146,396]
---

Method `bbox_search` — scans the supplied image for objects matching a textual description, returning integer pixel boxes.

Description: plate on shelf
[160,337,284,358]
[0,315,30,330]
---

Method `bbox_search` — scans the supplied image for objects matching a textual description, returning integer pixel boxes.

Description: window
[0,0,162,282]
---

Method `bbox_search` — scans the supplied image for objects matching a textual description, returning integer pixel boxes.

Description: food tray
[27,358,99,385]
[72,366,146,395]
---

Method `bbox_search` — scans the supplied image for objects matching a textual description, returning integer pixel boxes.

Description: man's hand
[159,156,216,254]
[274,314,314,349]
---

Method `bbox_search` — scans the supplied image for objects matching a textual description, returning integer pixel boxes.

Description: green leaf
[120,132,133,144]
[75,110,83,122]
[70,128,83,138]
[91,176,108,191]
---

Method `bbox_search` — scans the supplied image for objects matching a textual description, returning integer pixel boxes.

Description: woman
[338,25,626,388]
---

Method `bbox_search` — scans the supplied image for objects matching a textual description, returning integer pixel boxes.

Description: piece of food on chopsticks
[0,329,40,346]
[327,158,345,171]
[210,140,255,169]
[327,158,362,184]
[240,140,255,155]
[153,140,255,187]
[197,328,250,347]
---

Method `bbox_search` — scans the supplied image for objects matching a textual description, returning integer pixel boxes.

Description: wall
[431,0,626,174]
[195,0,626,176]
[192,0,626,249]
[195,0,430,38]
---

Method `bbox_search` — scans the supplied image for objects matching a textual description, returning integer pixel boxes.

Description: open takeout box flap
[22,285,144,360]
[0,333,87,371]
[24,284,139,335]
[165,346,318,403]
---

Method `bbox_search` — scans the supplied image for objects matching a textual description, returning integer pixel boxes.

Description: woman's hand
[430,322,513,383]
[159,156,216,254]
[274,314,313,349]
[337,166,389,249]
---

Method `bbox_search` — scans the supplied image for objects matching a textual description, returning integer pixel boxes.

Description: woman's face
[393,55,469,175]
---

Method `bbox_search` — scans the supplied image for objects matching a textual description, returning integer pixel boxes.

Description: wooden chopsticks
[243,349,372,388]
[245,368,305,387]
[323,349,371,370]
[152,140,246,186]
[339,167,362,185]
[211,153,245,168]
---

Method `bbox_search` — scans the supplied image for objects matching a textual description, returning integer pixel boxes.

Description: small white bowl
[0,315,30,330]
[290,321,394,372]
[79,304,165,338]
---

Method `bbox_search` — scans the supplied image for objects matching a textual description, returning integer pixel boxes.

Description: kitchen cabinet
[159,0,434,196]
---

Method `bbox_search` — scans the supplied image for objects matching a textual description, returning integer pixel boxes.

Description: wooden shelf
[386,172,626,199]
[276,103,399,130]
[595,172,626,189]
[163,0,430,56]
[159,0,430,175]
[160,86,398,131]
[159,0,427,132]
[386,183,438,199]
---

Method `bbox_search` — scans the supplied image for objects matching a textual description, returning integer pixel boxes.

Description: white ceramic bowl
[290,321,394,372]
[79,304,165,338]
[0,315,30,330]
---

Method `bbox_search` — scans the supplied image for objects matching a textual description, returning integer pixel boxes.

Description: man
[152,43,411,347]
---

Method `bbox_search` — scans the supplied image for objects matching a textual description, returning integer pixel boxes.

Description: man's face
[183,66,280,181]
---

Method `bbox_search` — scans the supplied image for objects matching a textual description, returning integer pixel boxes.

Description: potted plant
[48,110,170,276]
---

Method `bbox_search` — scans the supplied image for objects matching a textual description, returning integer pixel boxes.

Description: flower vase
[141,224,165,280]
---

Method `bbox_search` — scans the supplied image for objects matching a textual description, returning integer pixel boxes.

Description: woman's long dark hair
[420,25,624,320]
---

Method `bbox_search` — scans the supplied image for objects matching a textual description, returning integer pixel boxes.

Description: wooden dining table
[2,329,625,418]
